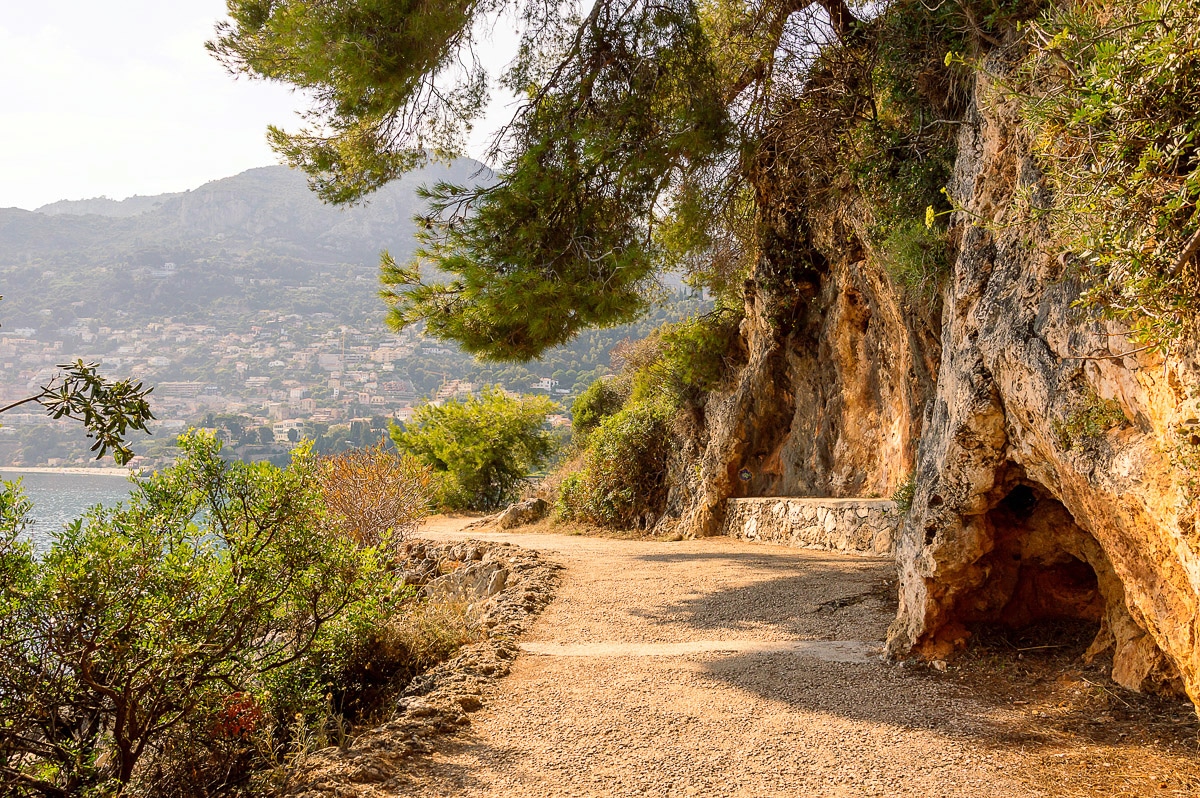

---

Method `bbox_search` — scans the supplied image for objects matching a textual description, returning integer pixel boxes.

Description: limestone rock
[885,65,1196,704]
[496,497,548,529]
[663,56,1200,711]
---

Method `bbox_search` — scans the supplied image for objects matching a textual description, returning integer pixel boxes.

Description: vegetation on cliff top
[1019,0,1200,349]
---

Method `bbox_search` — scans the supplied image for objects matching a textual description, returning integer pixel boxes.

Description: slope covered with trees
[0,163,708,467]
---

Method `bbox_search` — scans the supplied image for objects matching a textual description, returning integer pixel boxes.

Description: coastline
[0,466,134,477]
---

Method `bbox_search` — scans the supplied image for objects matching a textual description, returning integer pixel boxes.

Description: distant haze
[0,160,492,333]
[0,1,519,211]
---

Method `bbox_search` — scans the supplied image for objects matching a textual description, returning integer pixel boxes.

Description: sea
[1,469,135,551]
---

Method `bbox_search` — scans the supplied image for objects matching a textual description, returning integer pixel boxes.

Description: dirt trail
[397,518,1199,798]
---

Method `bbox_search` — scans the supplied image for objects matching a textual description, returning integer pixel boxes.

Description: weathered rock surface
[723,497,898,555]
[495,497,549,529]
[674,168,940,540]
[886,70,1200,704]
[665,63,1200,709]
[287,539,560,797]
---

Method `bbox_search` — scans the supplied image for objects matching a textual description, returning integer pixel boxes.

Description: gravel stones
[287,538,560,797]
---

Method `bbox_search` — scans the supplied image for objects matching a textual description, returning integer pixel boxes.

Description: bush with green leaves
[1052,388,1129,452]
[555,310,743,528]
[1020,0,1200,347]
[556,399,674,529]
[629,311,742,408]
[392,388,559,511]
[880,219,949,301]
[0,432,423,797]
[891,471,916,514]
[570,379,628,444]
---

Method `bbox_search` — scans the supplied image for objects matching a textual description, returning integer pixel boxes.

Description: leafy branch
[0,360,154,465]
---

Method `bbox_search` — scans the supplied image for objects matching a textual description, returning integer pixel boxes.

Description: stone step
[722,497,899,557]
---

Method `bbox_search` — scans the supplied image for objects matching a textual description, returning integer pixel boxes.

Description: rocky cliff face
[673,64,1200,709]
[888,71,1200,705]
[675,174,941,539]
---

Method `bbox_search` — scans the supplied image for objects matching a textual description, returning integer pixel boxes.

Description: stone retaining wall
[722,498,899,556]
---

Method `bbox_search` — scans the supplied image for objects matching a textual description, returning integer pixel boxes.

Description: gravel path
[393,520,1198,798]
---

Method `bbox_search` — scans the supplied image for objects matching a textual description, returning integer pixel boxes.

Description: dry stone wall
[722,497,899,556]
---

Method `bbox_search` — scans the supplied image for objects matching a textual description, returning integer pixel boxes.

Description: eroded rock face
[672,63,1200,709]
[675,185,940,538]
[886,72,1200,704]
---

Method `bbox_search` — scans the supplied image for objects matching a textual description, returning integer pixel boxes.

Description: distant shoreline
[0,467,134,477]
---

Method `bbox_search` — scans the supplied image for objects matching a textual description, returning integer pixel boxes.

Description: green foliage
[0,479,32,539]
[891,471,916,514]
[0,431,390,794]
[1053,389,1128,451]
[628,310,742,408]
[571,379,628,442]
[556,399,674,528]
[557,310,741,528]
[842,0,982,289]
[26,360,154,464]
[1020,0,1200,347]
[880,219,949,300]
[654,179,757,303]
[217,0,729,360]
[392,388,559,510]
[817,0,1040,297]
[209,0,488,203]
[1,294,154,464]
[378,2,729,360]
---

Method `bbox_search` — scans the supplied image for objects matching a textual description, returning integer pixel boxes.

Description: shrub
[624,310,742,412]
[0,478,31,538]
[556,310,742,528]
[881,219,949,300]
[262,583,478,732]
[318,443,433,552]
[0,431,386,796]
[1020,0,1200,347]
[1053,389,1128,450]
[392,388,559,511]
[642,312,741,402]
[891,471,917,514]
[555,399,673,528]
[570,379,627,442]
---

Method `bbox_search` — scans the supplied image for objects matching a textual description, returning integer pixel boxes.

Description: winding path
[396,520,1198,798]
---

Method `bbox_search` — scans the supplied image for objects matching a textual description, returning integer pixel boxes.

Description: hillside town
[0,312,575,467]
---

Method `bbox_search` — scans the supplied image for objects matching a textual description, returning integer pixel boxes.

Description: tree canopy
[210,0,860,360]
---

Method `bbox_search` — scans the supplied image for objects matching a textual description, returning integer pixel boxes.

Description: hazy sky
[0,1,516,210]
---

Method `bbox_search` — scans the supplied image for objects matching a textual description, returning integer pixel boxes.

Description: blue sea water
[1,470,135,551]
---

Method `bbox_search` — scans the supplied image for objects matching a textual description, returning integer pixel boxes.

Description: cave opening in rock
[936,474,1186,695]
[955,480,1105,639]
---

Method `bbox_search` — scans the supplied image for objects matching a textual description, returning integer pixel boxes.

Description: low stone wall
[722,497,899,556]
